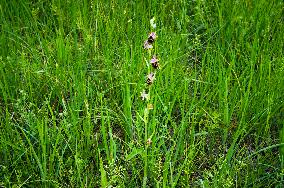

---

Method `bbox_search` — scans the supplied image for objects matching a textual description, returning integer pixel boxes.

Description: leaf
[125,147,143,161]
[100,157,108,187]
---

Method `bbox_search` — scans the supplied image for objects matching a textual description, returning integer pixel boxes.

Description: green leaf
[100,157,108,188]
[125,147,143,161]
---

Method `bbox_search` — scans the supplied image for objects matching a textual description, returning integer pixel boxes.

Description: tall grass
[0,0,283,187]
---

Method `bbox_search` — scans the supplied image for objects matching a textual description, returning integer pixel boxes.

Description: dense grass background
[0,0,283,187]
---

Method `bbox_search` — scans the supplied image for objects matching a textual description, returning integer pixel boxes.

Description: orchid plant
[140,17,160,187]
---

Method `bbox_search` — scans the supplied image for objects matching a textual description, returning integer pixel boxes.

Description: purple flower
[147,32,157,43]
[144,40,153,50]
[146,72,155,85]
[150,55,159,69]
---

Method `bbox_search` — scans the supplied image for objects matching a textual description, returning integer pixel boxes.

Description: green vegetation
[1,0,283,187]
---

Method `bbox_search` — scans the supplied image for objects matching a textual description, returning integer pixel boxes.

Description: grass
[0,0,284,187]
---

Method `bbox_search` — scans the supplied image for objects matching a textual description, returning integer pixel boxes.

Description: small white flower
[150,17,156,29]
[140,90,150,101]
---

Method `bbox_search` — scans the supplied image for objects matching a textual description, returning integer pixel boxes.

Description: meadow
[1,0,284,187]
